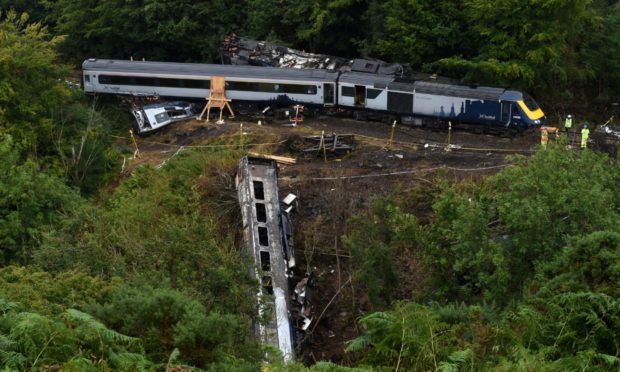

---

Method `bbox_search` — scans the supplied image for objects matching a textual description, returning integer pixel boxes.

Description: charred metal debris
[235,156,313,362]
[221,34,459,84]
[130,101,197,135]
[302,133,355,157]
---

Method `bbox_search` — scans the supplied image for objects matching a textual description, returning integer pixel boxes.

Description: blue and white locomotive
[82,58,545,131]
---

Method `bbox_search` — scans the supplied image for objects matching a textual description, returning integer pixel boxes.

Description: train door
[501,102,511,124]
[354,85,366,107]
[324,83,335,106]
[83,72,93,93]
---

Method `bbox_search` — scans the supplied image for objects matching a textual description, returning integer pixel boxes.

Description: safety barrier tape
[108,134,286,148]
[109,123,535,153]
[280,163,515,183]
[352,133,535,153]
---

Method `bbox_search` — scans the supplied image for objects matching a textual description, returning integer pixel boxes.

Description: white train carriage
[82,59,339,107]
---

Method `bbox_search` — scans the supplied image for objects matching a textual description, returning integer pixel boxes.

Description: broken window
[255,203,267,222]
[253,181,264,199]
[260,251,271,271]
[262,276,274,295]
[258,226,269,246]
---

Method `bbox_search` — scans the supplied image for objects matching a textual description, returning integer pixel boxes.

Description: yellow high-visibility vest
[581,128,590,148]
[565,117,573,129]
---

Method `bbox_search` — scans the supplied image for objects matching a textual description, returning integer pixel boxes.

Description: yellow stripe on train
[517,100,545,121]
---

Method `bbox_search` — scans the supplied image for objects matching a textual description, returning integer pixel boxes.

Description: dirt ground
[117,115,543,365]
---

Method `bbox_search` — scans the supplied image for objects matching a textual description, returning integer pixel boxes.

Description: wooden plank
[248,152,297,165]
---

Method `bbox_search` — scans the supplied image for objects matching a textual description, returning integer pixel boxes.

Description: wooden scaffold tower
[198,76,235,124]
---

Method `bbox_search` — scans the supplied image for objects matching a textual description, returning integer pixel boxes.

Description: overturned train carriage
[82,58,545,131]
[235,157,296,362]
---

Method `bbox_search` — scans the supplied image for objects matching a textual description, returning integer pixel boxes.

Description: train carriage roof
[413,81,505,100]
[83,59,340,82]
[338,71,520,100]
[338,71,393,88]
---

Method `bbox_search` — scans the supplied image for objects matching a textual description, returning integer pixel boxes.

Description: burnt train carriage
[236,157,295,362]
[82,59,545,131]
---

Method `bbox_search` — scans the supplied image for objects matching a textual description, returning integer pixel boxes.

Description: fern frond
[165,348,181,371]
[63,309,137,344]
[0,298,19,315]
[345,335,372,353]
[0,349,28,370]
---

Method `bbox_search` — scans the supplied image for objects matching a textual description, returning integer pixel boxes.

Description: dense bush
[344,145,620,369]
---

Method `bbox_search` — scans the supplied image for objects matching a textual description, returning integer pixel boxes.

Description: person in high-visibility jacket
[564,114,573,133]
[581,123,590,149]
[541,127,549,148]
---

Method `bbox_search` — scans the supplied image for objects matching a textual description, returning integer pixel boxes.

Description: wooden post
[239,123,244,150]
[321,130,327,162]
[446,121,452,151]
[389,120,397,149]
[129,129,140,158]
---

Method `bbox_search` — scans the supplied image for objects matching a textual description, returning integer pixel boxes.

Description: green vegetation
[343,144,620,370]
[1,2,620,370]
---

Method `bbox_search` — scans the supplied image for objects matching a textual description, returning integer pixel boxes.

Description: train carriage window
[262,276,274,295]
[260,251,271,271]
[99,75,134,85]
[283,84,317,94]
[98,75,211,88]
[159,77,181,87]
[258,226,269,246]
[253,181,264,199]
[226,80,316,94]
[85,75,90,82]
[341,86,355,97]
[523,94,540,111]
[183,79,210,89]
[135,76,157,86]
[366,88,382,99]
[255,203,267,223]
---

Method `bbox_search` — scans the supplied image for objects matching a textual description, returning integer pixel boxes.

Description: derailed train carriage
[236,156,296,362]
[82,58,546,132]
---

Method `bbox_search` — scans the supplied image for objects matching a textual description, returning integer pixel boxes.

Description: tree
[0,11,69,153]
[0,304,153,371]
[50,0,248,63]
[88,285,261,368]
[361,0,470,68]
[0,136,82,265]
[425,144,620,303]
[343,197,422,309]
[436,0,595,104]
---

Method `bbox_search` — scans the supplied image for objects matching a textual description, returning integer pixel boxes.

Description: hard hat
[568,114,572,118]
